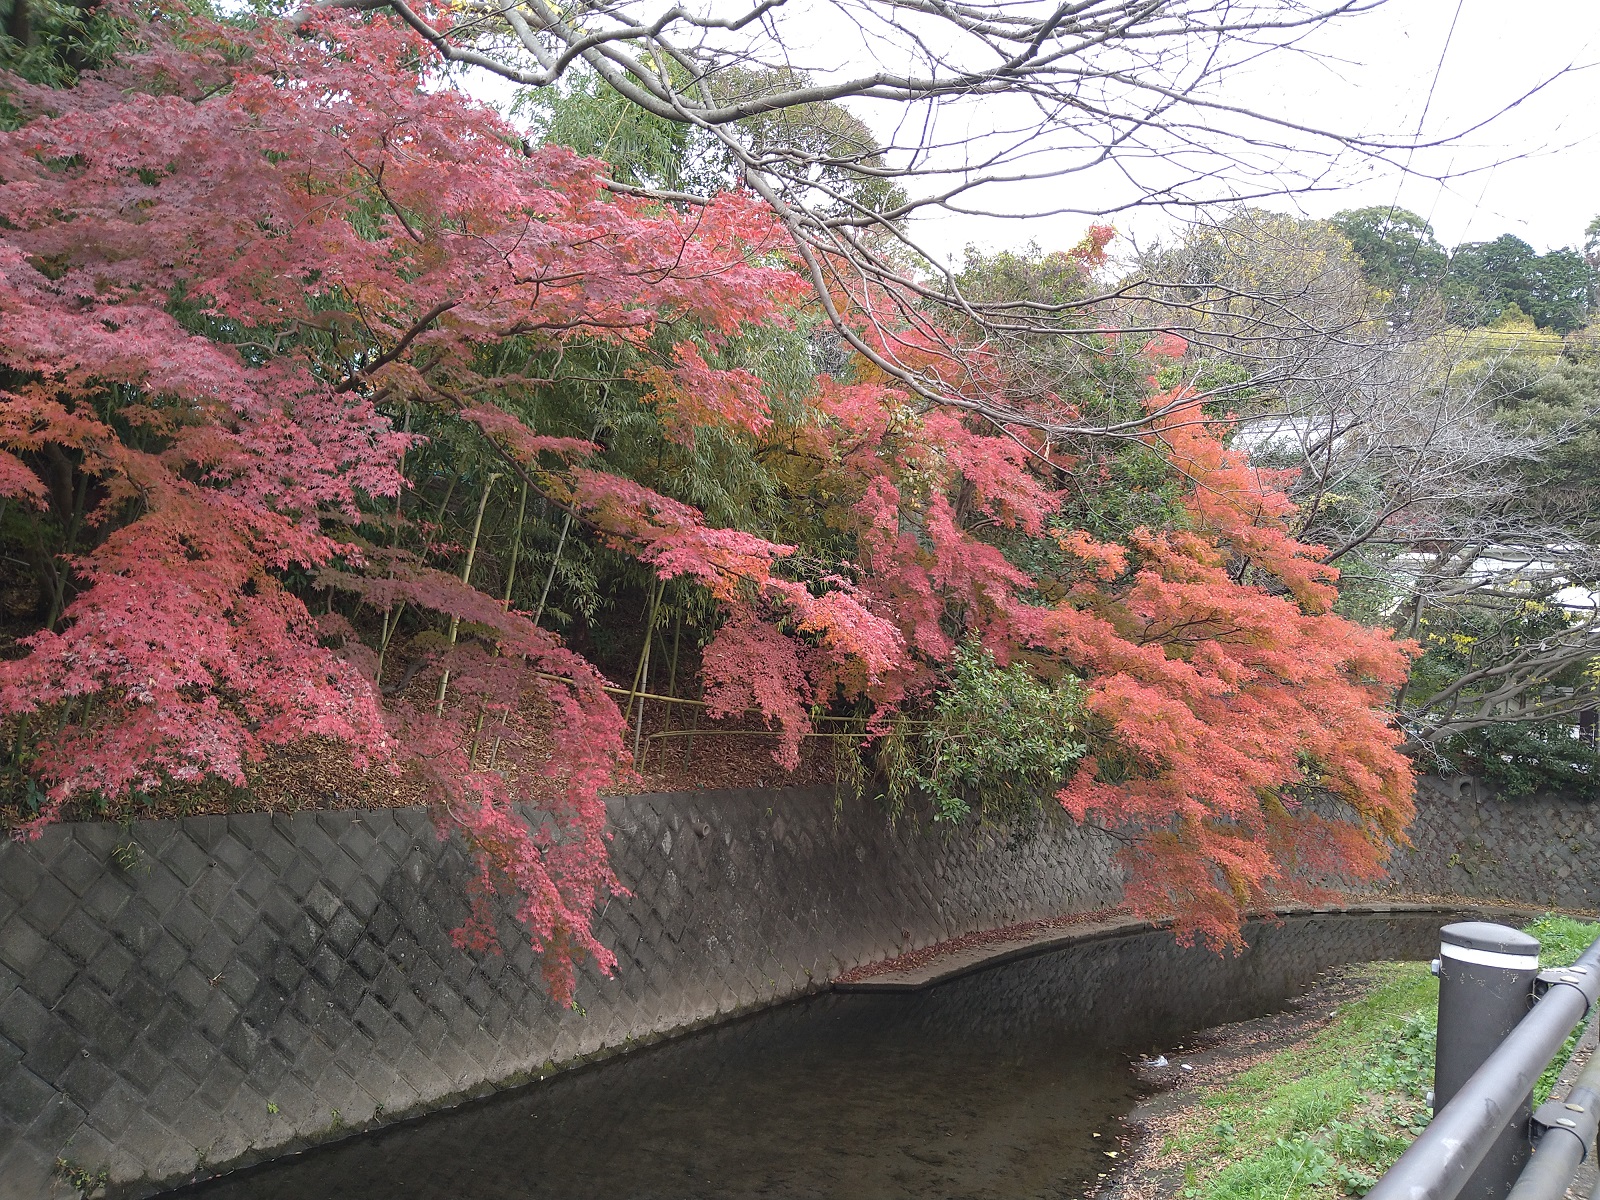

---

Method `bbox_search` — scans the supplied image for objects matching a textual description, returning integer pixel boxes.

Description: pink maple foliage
[0,8,810,1001]
[0,2,1420,987]
[635,341,774,445]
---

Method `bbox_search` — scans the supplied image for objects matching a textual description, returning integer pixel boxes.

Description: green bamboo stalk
[376,601,406,687]
[431,471,458,524]
[532,512,570,628]
[658,614,682,756]
[666,614,682,697]
[685,682,700,769]
[480,481,529,769]
[503,481,528,607]
[379,403,414,688]
[531,418,600,629]
[395,402,412,534]
[634,632,654,766]
[627,578,666,763]
[435,473,499,716]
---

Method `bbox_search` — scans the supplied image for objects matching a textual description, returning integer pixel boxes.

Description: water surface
[179,912,1455,1200]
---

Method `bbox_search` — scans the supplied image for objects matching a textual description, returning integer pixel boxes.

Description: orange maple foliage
[1046,387,1414,945]
[0,7,1417,991]
[789,349,1414,945]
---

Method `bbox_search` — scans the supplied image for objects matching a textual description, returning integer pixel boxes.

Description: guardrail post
[1506,1050,1600,1200]
[1435,921,1543,1199]
[1367,930,1600,1200]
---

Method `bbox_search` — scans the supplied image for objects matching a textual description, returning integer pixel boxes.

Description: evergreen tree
[1332,206,1448,322]
[1447,236,1594,333]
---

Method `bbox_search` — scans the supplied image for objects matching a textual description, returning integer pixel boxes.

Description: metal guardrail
[1365,921,1600,1200]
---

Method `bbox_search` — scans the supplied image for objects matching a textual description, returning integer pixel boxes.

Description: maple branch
[336,299,459,392]
[380,652,435,696]
[598,178,712,207]
[367,156,425,244]
[287,0,1558,449]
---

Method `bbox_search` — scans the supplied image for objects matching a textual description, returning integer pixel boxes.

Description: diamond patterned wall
[0,789,1122,1199]
[1393,775,1600,910]
[3,776,1575,1200]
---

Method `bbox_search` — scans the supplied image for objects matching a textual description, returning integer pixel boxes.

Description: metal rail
[1507,1044,1600,1200]
[1365,926,1600,1200]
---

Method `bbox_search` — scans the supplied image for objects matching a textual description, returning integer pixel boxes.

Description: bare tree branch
[283,0,1541,442]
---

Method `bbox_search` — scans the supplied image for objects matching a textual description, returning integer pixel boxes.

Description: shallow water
[177,912,1457,1200]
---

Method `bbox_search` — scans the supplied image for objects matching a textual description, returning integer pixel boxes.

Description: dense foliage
[0,9,820,998]
[1335,207,1598,335]
[872,642,1087,828]
[0,7,1420,991]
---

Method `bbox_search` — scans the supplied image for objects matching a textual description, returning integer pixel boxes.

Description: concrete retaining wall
[1,773,1596,1199]
[1383,774,1600,909]
[0,789,1120,1199]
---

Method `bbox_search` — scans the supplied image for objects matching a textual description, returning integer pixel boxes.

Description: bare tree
[292,0,1530,441]
[1256,335,1600,749]
[1139,210,1600,747]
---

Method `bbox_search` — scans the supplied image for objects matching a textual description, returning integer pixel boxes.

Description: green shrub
[874,642,1088,825]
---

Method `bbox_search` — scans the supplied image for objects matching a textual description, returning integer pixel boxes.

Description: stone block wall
[0,789,1121,1199]
[1383,774,1600,909]
[3,772,1596,1200]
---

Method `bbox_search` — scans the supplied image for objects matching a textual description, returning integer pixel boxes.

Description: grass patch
[1166,915,1599,1199]
[1525,913,1600,968]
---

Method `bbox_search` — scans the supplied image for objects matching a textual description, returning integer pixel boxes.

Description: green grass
[1525,913,1600,967]
[1166,915,1600,1200]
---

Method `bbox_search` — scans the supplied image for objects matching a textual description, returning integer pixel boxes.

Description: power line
[1377,0,1466,314]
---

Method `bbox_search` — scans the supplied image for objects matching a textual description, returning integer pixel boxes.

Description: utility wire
[1378,0,1467,307]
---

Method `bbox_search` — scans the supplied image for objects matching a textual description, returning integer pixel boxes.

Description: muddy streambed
[170,911,1463,1200]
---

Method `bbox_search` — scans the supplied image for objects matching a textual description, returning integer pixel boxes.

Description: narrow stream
[177,911,1460,1200]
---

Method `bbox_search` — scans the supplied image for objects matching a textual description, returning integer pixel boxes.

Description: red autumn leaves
[0,8,1413,995]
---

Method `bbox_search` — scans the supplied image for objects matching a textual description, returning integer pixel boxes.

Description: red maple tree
[0,9,852,999]
[763,323,1415,946]
[0,7,1416,993]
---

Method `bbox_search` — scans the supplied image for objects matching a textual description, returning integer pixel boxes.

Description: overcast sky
[1257,0,1600,251]
[467,1,1599,263]
[906,0,1600,261]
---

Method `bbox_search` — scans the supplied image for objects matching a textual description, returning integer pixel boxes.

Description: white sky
[464,0,1600,263]
[1235,0,1600,252]
[910,0,1600,261]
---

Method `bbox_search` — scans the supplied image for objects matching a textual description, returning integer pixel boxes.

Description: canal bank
[1097,914,1600,1200]
[167,911,1468,1200]
[2,777,1595,1199]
